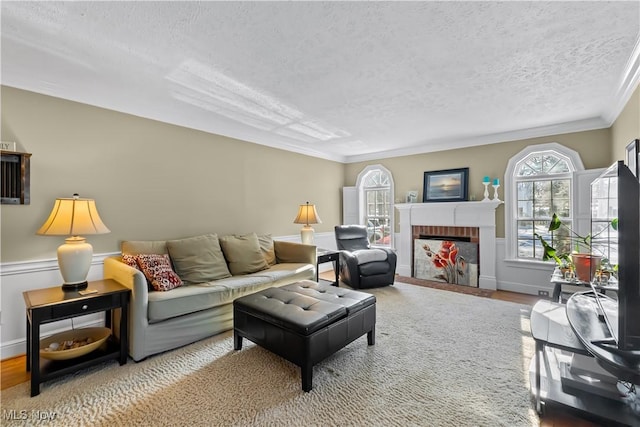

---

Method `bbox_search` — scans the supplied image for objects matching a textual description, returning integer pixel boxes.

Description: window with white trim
[505,143,584,260]
[356,165,394,247]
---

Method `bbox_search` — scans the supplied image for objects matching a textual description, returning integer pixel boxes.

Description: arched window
[505,143,584,260]
[356,165,394,247]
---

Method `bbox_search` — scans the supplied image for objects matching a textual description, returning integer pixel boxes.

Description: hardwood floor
[0,273,600,426]
[1,354,29,390]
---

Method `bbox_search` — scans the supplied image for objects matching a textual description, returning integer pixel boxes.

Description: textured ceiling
[2,1,639,163]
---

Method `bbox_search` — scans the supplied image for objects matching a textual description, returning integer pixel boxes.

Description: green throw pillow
[257,234,277,266]
[166,234,231,284]
[220,233,269,275]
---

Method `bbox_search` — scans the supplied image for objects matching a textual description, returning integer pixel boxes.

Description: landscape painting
[423,167,469,202]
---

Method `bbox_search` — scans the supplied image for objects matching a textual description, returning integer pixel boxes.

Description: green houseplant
[534,213,618,282]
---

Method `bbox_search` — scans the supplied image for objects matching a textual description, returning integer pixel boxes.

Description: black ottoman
[233,280,376,392]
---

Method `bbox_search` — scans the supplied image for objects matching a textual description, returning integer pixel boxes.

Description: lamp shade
[293,202,321,245]
[37,194,110,289]
[293,202,322,226]
[37,196,110,236]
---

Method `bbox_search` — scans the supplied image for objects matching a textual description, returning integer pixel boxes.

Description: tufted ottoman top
[233,281,376,335]
[280,280,376,314]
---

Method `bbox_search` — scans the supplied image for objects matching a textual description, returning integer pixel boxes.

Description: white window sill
[503,258,556,272]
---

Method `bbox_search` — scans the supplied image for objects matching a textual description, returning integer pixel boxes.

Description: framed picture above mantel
[423,167,469,202]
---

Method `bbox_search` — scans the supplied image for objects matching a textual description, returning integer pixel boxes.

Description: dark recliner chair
[334,225,397,289]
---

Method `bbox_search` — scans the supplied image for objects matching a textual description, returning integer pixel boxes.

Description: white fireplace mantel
[395,201,502,290]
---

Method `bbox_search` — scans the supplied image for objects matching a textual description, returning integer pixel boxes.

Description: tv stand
[566,292,640,381]
[530,300,639,424]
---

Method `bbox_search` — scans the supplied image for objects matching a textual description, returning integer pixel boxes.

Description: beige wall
[344,128,613,237]
[611,84,640,160]
[2,82,638,262]
[0,87,344,262]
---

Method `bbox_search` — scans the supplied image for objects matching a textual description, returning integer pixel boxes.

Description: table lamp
[36,194,110,290]
[293,202,322,245]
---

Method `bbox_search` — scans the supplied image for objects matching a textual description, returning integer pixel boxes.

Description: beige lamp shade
[293,202,322,226]
[36,196,110,236]
[37,195,110,289]
[293,202,321,245]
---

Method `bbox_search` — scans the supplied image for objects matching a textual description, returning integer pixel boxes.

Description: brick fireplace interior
[411,225,480,279]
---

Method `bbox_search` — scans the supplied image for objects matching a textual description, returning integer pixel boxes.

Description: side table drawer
[52,295,115,318]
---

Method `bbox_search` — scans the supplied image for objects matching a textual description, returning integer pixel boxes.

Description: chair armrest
[274,241,316,265]
[339,250,361,288]
[380,247,398,270]
[376,247,397,262]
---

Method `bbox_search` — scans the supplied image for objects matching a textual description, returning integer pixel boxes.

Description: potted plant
[534,213,618,282]
[599,257,618,281]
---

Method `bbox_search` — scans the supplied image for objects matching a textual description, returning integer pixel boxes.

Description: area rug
[1,282,538,426]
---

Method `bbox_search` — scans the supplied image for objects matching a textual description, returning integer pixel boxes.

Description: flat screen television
[590,160,640,352]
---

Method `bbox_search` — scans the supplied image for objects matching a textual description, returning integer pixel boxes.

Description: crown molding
[603,35,640,125]
[343,116,610,163]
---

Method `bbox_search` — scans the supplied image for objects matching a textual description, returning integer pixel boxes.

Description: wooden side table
[23,279,130,397]
[317,248,340,286]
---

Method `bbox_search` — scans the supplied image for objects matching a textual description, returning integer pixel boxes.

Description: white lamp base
[300,226,315,245]
[57,236,92,290]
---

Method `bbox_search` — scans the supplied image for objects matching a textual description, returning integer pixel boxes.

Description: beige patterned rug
[1,282,538,426]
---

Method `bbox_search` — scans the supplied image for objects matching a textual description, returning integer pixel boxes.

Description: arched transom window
[505,143,584,261]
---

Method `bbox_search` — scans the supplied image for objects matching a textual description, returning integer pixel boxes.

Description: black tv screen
[591,161,640,351]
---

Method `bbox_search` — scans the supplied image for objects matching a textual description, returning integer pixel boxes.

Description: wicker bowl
[40,327,111,360]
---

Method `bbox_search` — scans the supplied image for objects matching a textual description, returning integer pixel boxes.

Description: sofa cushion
[166,234,231,284]
[145,263,315,323]
[248,262,316,286]
[136,254,183,292]
[257,234,277,266]
[122,240,168,255]
[220,233,269,275]
[147,275,273,322]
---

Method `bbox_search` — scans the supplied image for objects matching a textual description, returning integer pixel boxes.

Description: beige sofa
[104,233,316,361]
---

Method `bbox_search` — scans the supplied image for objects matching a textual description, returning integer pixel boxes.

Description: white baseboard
[497,280,554,296]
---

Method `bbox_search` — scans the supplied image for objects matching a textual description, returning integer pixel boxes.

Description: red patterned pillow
[122,254,141,270]
[122,254,153,291]
[135,254,183,292]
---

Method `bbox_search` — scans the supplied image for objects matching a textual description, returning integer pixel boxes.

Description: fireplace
[395,201,502,290]
[414,230,479,287]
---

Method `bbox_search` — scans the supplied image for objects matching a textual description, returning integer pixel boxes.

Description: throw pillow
[219,233,269,275]
[257,234,277,266]
[122,254,154,291]
[166,234,231,284]
[136,254,183,292]
[122,254,141,270]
